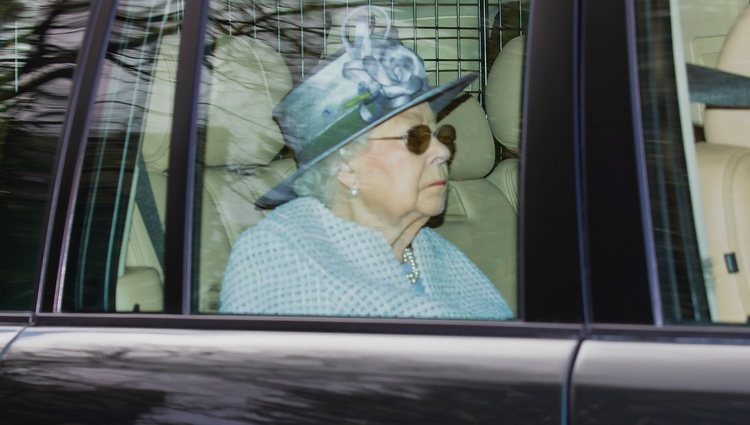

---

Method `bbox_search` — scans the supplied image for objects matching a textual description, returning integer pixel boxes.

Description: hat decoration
[256,5,478,209]
[340,7,428,122]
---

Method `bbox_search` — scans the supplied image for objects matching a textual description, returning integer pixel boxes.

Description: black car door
[1,1,588,424]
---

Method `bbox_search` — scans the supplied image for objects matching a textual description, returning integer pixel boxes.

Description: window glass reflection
[0,1,91,310]
[63,0,183,313]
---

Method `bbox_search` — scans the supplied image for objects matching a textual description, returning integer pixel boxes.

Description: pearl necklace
[402,246,420,284]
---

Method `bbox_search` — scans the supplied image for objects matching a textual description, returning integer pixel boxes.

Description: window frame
[578,0,659,325]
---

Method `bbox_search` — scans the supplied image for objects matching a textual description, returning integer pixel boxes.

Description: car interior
[77,0,750,323]
[114,0,525,315]
[687,1,750,323]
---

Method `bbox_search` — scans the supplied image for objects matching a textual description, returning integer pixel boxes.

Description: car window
[191,0,527,319]
[635,0,750,325]
[53,0,531,320]
[60,0,183,312]
[0,1,91,311]
[43,1,612,321]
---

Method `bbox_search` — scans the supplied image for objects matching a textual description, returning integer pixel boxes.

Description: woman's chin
[418,198,447,218]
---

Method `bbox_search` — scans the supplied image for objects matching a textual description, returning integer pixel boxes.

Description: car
[1,0,749,423]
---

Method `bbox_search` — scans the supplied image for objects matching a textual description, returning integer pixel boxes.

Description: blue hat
[256,6,478,209]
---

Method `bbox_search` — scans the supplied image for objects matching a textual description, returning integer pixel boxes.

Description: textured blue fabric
[220,197,513,320]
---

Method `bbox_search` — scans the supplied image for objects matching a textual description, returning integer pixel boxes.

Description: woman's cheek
[418,190,447,217]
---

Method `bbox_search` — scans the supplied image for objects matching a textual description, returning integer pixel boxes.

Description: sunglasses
[370,124,456,155]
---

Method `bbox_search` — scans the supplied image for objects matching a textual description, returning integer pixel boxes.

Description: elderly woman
[220,7,513,320]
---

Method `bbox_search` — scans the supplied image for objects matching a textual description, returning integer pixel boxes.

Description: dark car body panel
[1,326,578,424]
[573,335,750,424]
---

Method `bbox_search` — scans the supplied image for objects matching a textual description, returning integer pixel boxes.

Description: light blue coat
[220,197,513,320]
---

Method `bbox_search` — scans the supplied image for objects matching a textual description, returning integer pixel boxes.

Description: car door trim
[32,312,583,338]
[163,0,210,315]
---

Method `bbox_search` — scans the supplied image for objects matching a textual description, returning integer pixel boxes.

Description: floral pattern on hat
[340,8,427,121]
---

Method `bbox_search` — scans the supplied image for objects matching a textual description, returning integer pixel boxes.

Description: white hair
[291,132,371,206]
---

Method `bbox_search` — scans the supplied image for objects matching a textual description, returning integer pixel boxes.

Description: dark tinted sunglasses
[370,124,456,155]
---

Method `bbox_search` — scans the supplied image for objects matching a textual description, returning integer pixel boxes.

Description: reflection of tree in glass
[88,0,182,136]
[0,0,375,310]
[0,1,29,106]
[0,1,90,310]
[207,0,330,83]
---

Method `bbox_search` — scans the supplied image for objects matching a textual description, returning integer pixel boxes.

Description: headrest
[705,6,750,148]
[485,36,524,154]
[439,94,496,181]
[204,35,293,167]
[140,35,293,170]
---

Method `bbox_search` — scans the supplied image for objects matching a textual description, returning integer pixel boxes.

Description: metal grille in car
[210,0,526,103]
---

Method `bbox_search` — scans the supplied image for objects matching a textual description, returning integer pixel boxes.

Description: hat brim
[256,73,478,209]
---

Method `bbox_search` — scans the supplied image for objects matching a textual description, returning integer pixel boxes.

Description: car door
[0,0,590,424]
[571,1,750,423]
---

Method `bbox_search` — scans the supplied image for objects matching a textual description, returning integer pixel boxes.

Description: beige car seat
[198,35,294,312]
[116,34,294,312]
[485,36,524,215]
[698,6,750,323]
[115,33,179,312]
[441,35,525,313]
[437,96,518,312]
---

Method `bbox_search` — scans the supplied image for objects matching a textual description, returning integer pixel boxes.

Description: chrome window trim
[32,312,583,338]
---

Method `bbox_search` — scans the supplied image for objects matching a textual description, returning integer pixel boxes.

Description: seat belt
[687,63,750,108]
[135,154,165,270]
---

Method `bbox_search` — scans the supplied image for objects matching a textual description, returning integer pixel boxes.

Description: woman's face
[345,102,451,225]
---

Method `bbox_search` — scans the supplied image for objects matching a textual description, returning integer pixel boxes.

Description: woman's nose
[429,133,452,165]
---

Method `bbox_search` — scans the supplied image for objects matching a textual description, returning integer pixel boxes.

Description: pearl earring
[351,184,359,198]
